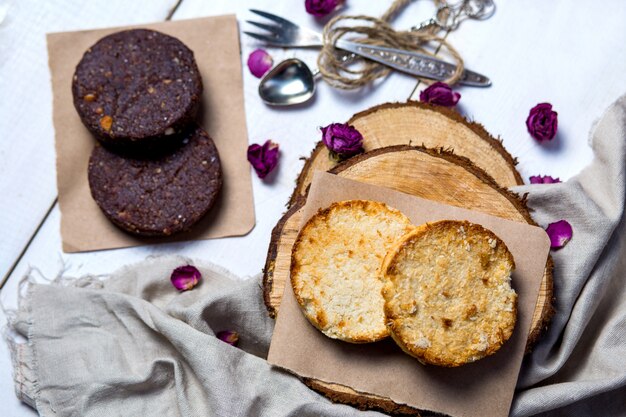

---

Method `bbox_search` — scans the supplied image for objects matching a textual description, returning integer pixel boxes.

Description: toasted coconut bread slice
[291,200,413,343]
[382,220,517,366]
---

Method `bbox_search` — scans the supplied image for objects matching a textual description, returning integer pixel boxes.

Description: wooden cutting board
[288,101,524,208]
[263,103,553,415]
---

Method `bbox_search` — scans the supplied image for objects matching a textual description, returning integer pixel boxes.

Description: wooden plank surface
[1,0,625,415]
[288,102,524,207]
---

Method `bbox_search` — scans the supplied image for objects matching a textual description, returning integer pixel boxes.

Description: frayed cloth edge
[1,255,243,414]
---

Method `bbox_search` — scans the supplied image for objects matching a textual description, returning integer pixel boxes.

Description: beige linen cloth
[5,94,626,416]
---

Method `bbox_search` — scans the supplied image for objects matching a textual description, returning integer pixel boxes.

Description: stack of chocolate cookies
[72,29,222,236]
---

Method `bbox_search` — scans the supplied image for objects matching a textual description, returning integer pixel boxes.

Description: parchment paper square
[47,15,255,252]
[268,171,550,417]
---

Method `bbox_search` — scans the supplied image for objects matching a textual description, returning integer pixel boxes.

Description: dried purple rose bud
[247,140,280,179]
[217,330,239,347]
[170,265,201,291]
[305,0,343,17]
[545,220,572,249]
[247,49,273,78]
[529,175,561,184]
[419,82,461,107]
[321,123,363,159]
[527,103,558,141]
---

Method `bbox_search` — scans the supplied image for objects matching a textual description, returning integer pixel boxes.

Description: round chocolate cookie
[73,29,203,148]
[88,125,221,236]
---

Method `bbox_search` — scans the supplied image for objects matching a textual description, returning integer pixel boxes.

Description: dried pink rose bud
[217,330,239,346]
[529,175,561,184]
[247,140,280,179]
[545,220,572,249]
[247,49,273,78]
[321,122,363,158]
[305,0,343,17]
[419,82,461,107]
[527,103,558,141]
[170,265,201,291]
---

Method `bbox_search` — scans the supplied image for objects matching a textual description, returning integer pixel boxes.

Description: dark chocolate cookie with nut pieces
[73,29,203,148]
[88,125,222,236]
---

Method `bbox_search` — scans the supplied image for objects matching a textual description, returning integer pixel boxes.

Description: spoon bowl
[259,58,316,106]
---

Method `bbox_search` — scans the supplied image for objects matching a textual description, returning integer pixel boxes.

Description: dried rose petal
[529,175,561,184]
[305,0,343,17]
[321,123,363,158]
[527,103,558,141]
[217,330,239,346]
[419,82,461,107]
[170,265,201,291]
[247,49,273,78]
[545,220,573,249]
[247,140,280,179]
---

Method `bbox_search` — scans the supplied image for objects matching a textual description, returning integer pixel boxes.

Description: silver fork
[244,9,490,87]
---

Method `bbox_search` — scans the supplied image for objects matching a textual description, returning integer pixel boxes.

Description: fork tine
[249,9,299,30]
[246,20,281,35]
[243,31,285,46]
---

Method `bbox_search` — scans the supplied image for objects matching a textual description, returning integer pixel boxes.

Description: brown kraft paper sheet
[268,171,550,417]
[47,15,255,252]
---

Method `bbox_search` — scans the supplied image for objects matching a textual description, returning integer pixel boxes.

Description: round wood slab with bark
[264,147,554,416]
[289,101,523,208]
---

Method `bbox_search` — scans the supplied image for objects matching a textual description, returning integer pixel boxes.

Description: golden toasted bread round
[382,220,517,366]
[291,200,413,343]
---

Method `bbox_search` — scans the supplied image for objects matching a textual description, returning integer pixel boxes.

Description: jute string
[318,0,464,89]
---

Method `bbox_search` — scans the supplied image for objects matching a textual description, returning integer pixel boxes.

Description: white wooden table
[1,1,625,415]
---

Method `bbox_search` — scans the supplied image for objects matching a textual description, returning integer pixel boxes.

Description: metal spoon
[258,58,319,106]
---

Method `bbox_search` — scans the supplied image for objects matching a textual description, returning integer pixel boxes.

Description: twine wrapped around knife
[318,0,464,89]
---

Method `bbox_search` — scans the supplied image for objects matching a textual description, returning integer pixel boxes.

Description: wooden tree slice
[289,101,523,207]
[265,146,553,416]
